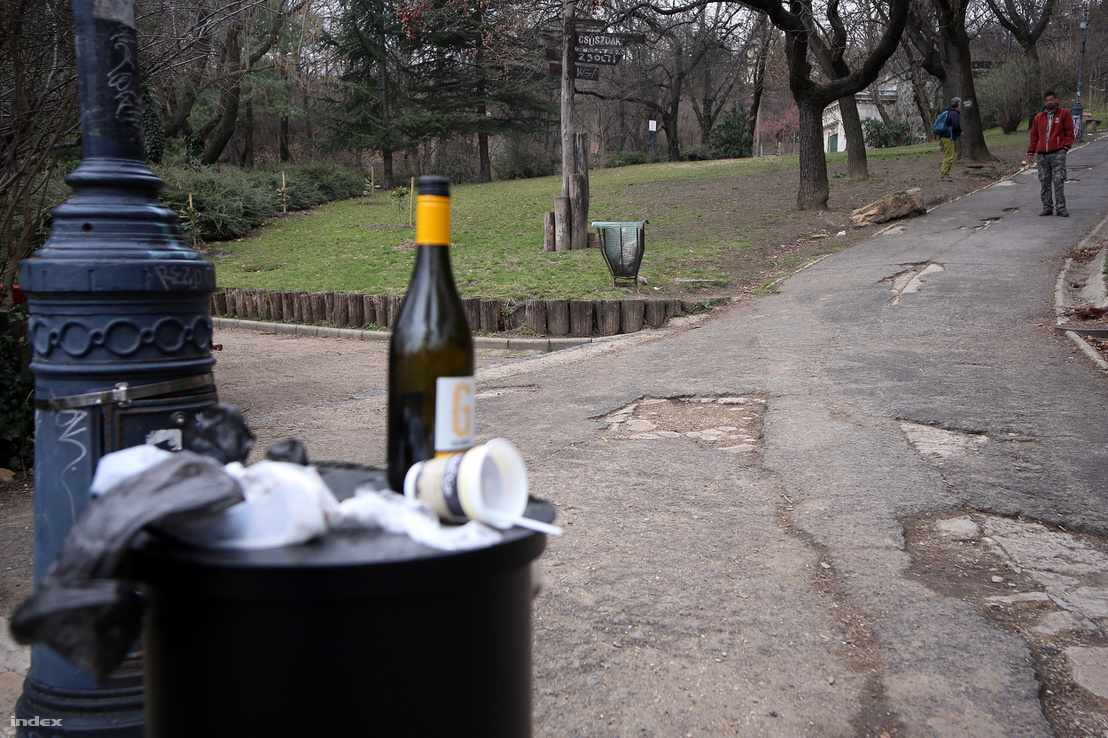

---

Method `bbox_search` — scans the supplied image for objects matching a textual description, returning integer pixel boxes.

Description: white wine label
[435,376,475,453]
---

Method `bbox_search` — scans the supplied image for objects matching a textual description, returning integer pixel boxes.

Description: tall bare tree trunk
[932,0,992,160]
[746,17,771,150]
[838,94,869,178]
[796,97,830,210]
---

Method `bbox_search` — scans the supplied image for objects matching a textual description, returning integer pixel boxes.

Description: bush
[682,146,717,161]
[979,57,1034,134]
[604,151,650,168]
[158,166,279,243]
[707,104,752,159]
[157,162,366,243]
[862,118,912,148]
[493,133,557,180]
[0,307,33,471]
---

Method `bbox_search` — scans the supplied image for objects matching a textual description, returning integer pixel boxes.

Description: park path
[212,140,1108,736]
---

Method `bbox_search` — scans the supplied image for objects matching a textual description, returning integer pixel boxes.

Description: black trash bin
[130,465,552,738]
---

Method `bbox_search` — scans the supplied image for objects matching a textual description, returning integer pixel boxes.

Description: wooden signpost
[541,6,643,252]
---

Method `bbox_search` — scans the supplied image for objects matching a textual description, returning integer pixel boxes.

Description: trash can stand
[591,221,646,287]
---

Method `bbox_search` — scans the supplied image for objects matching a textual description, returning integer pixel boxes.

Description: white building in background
[822,89,899,153]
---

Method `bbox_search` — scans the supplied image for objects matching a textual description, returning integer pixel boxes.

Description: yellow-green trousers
[940,138,955,177]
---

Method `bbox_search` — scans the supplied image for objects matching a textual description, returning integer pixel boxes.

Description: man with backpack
[934,97,962,182]
[1027,91,1074,217]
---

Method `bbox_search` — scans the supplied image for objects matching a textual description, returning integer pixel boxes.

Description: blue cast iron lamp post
[1074,3,1090,140]
[15,0,218,734]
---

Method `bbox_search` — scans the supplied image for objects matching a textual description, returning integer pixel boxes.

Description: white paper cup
[404,439,528,529]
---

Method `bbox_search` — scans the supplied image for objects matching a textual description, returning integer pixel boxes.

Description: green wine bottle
[387,176,475,491]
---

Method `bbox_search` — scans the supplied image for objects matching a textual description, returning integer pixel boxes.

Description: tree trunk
[1024,45,1041,131]
[475,18,492,184]
[904,45,935,139]
[241,97,254,168]
[796,97,831,210]
[746,18,770,148]
[201,82,242,165]
[838,94,869,178]
[279,62,291,162]
[561,1,576,197]
[664,114,680,161]
[932,0,992,161]
[478,131,491,183]
[382,149,394,190]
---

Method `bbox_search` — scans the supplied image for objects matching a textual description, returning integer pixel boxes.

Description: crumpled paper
[155,461,341,550]
[334,487,502,551]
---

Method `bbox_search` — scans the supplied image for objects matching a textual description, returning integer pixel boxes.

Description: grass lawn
[209,129,1032,303]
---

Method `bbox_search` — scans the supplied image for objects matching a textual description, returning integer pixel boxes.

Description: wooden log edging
[211,288,724,338]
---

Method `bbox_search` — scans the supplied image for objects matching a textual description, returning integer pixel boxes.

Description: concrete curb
[211,317,595,351]
[1054,210,1108,372]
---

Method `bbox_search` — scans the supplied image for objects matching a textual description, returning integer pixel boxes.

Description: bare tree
[905,0,993,160]
[0,0,79,302]
[583,2,747,161]
[984,0,1056,128]
[137,0,308,163]
[739,0,910,208]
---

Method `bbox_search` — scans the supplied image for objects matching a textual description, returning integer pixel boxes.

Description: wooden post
[554,197,571,252]
[569,299,594,336]
[543,212,556,252]
[363,294,377,326]
[574,132,590,201]
[546,299,570,336]
[644,299,667,328]
[409,177,415,226]
[309,293,326,324]
[282,292,296,322]
[503,302,526,331]
[297,292,310,323]
[462,297,482,332]
[212,290,228,317]
[480,298,501,332]
[525,299,547,335]
[570,174,587,250]
[560,0,576,200]
[268,291,283,321]
[621,298,645,333]
[374,295,392,327]
[333,292,348,326]
[347,293,364,327]
[596,299,621,336]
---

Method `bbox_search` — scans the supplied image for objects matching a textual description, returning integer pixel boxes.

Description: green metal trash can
[591,221,646,286]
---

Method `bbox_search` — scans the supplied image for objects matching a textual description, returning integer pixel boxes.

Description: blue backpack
[932,110,952,136]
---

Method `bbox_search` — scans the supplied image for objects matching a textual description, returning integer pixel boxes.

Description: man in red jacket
[1027,91,1075,217]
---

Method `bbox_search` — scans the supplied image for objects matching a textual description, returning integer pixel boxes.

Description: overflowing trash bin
[592,221,646,287]
[10,406,555,738]
[132,462,553,738]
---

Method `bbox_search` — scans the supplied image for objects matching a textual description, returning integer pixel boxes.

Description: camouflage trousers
[1037,149,1067,212]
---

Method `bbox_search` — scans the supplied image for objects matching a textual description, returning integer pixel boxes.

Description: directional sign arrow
[574,50,622,65]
